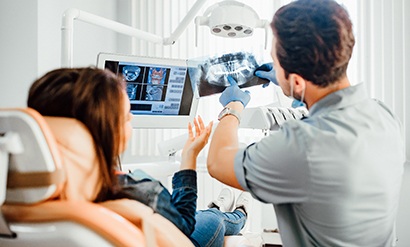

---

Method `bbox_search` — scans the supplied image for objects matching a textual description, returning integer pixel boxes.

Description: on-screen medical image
[98,53,198,128]
[146,67,167,101]
[188,52,269,97]
[122,65,142,100]
[123,65,141,81]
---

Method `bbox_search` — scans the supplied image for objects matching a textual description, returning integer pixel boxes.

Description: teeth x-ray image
[123,65,141,81]
[145,67,167,101]
[188,52,269,97]
[148,67,166,85]
[122,65,142,100]
[127,84,138,100]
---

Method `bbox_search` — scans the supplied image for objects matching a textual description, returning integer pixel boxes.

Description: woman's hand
[180,116,213,170]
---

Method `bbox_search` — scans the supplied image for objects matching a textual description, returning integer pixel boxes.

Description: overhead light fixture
[195,0,269,48]
[61,0,269,67]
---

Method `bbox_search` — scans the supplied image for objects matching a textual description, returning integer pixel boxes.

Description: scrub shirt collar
[308,83,368,116]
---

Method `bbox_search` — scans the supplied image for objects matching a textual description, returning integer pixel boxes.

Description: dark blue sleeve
[170,169,197,236]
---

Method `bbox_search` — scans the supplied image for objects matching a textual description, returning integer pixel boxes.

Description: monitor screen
[97,53,198,129]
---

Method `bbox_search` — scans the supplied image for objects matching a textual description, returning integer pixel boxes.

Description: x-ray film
[188,52,269,97]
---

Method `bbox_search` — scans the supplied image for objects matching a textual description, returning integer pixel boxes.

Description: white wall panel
[404,0,410,166]
[392,0,404,122]
[399,0,410,244]
[357,0,409,163]
[355,0,410,245]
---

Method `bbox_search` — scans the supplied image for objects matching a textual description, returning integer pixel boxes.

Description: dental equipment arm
[240,106,308,131]
[61,0,208,67]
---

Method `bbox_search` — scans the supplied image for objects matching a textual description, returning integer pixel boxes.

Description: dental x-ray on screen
[97,53,198,129]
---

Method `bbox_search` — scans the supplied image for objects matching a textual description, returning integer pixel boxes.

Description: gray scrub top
[234,84,405,247]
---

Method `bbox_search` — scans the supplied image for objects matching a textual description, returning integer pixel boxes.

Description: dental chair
[0,108,194,247]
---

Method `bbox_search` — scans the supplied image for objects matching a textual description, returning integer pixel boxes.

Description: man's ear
[289,73,306,94]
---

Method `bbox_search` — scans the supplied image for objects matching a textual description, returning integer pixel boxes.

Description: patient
[27,67,249,247]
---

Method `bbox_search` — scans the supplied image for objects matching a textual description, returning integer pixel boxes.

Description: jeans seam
[205,222,224,247]
[173,186,197,190]
[224,217,246,224]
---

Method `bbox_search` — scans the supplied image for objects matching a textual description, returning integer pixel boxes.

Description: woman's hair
[271,0,355,87]
[27,67,126,201]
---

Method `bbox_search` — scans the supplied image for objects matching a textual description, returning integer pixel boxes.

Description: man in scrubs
[207,0,406,246]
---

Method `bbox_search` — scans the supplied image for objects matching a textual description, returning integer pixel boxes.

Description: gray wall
[0,0,38,107]
[0,0,117,107]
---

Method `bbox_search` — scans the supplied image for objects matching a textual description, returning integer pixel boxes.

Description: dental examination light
[195,0,270,48]
[61,0,268,67]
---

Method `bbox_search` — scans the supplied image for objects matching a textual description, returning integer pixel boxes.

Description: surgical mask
[289,77,306,108]
[291,99,305,108]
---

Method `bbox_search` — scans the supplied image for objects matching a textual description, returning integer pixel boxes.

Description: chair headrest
[1,108,102,204]
[1,108,64,204]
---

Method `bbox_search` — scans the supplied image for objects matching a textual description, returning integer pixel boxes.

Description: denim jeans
[112,169,197,236]
[113,169,247,246]
[190,208,247,247]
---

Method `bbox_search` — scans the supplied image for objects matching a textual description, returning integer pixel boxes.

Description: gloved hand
[219,76,251,107]
[254,63,278,87]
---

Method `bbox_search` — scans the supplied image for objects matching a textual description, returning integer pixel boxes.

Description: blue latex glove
[219,76,251,107]
[254,63,278,87]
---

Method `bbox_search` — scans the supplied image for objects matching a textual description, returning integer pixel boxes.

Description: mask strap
[300,86,305,104]
[290,76,294,99]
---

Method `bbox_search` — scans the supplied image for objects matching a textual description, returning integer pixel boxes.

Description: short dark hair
[28,67,126,201]
[271,0,355,87]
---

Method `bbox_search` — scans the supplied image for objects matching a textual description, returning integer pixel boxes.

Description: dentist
[207,0,405,246]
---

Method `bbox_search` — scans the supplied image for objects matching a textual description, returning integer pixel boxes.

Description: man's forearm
[207,102,244,189]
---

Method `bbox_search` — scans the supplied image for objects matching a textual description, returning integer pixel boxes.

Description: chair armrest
[2,200,145,246]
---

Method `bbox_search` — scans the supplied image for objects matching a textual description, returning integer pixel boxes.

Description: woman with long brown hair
[27,67,250,247]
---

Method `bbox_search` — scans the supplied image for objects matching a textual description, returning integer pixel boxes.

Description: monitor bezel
[96,52,199,129]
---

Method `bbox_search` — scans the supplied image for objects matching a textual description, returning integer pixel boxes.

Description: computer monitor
[97,53,198,129]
